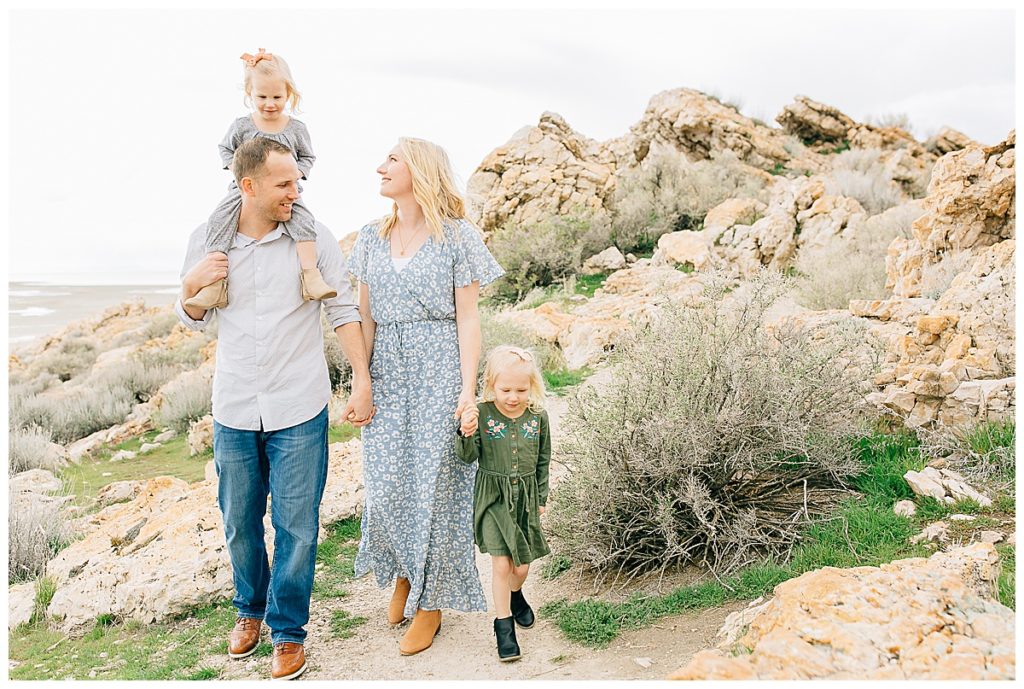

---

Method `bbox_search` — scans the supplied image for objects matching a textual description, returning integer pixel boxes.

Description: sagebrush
[548,270,879,580]
[611,148,767,255]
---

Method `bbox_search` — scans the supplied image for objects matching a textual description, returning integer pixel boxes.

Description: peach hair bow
[240,48,273,67]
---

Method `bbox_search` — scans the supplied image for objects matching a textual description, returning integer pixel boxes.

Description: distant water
[9,281,181,351]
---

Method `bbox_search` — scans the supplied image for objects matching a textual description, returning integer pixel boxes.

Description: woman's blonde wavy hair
[379,137,478,243]
[243,52,302,113]
[481,346,547,414]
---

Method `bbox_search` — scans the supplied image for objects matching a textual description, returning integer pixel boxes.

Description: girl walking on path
[348,137,504,656]
[185,48,336,310]
[456,346,552,662]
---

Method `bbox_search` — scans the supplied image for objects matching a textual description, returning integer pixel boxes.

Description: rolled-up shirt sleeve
[316,222,361,331]
[174,223,215,331]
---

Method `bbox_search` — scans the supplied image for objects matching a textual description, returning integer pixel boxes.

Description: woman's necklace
[396,222,426,256]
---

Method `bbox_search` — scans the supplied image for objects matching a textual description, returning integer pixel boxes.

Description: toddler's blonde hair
[481,346,547,414]
[242,51,302,113]
[379,137,477,244]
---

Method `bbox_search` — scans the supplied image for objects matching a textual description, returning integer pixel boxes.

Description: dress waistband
[478,467,536,478]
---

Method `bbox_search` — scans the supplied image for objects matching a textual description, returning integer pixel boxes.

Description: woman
[348,137,504,655]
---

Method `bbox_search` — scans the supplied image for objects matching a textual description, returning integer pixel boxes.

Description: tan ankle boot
[184,278,228,309]
[399,609,441,656]
[388,577,411,625]
[300,268,338,301]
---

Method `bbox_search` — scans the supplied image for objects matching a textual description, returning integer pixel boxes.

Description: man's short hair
[232,137,294,186]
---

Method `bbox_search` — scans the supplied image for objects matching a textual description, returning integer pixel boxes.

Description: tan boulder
[655,230,713,270]
[670,543,1013,680]
[188,414,214,457]
[43,440,365,630]
[581,246,626,275]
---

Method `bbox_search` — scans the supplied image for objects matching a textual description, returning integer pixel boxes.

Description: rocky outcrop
[466,89,821,234]
[903,467,992,507]
[887,133,1015,298]
[670,543,1014,680]
[776,95,856,145]
[466,112,618,232]
[42,440,365,631]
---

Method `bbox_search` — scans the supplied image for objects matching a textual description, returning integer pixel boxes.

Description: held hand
[539,505,546,515]
[459,407,479,436]
[182,252,229,297]
[343,381,375,427]
[453,388,477,423]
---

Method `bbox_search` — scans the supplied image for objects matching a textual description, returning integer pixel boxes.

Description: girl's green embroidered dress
[455,401,551,566]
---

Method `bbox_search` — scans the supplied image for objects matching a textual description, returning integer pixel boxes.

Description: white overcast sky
[7,5,1016,283]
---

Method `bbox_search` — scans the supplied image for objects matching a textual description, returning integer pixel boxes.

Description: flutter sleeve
[536,410,551,506]
[218,118,245,170]
[292,120,316,180]
[453,219,505,288]
[347,224,375,282]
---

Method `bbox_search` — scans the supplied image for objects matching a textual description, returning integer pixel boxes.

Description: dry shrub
[611,148,766,254]
[322,314,353,393]
[793,203,923,309]
[9,489,75,584]
[486,213,612,302]
[479,307,564,382]
[916,420,1015,492]
[919,251,976,300]
[547,270,875,581]
[31,334,99,383]
[11,385,135,445]
[156,374,213,434]
[8,426,62,475]
[826,149,904,215]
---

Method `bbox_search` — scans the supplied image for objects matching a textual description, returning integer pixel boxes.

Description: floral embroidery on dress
[521,416,540,439]
[486,417,508,439]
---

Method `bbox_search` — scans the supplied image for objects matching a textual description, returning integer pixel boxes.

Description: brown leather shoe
[227,617,263,659]
[271,642,307,681]
[399,609,442,656]
[388,577,411,625]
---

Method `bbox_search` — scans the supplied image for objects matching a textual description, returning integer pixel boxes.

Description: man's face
[247,151,301,223]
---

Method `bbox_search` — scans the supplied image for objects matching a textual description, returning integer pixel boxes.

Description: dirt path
[201,365,736,680]
[203,544,742,680]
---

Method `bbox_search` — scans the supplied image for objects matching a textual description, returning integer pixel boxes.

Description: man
[176,137,373,681]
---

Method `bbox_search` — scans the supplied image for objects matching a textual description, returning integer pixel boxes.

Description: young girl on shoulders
[185,48,335,309]
[456,345,551,662]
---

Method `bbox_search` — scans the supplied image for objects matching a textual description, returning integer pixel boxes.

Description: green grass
[329,609,368,639]
[60,431,209,506]
[541,554,573,580]
[312,516,362,600]
[9,599,238,680]
[60,424,358,508]
[574,274,609,298]
[540,431,983,648]
[328,423,361,445]
[675,263,695,274]
[30,577,58,626]
[996,544,1015,610]
[10,515,364,679]
[544,367,593,393]
[770,162,787,175]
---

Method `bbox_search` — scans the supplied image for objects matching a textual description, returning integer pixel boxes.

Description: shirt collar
[233,224,286,248]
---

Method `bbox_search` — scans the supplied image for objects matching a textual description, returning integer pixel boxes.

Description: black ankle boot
[493,616,521,662]
[510,588,535,629]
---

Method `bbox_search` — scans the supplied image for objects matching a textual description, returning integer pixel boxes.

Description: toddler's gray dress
[349,218,504,617]
[206,116,317,254]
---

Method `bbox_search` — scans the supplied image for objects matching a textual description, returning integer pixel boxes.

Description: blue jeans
[213,406,329,645]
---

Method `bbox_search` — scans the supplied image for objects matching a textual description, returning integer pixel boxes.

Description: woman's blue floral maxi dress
[348,218,504,617]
